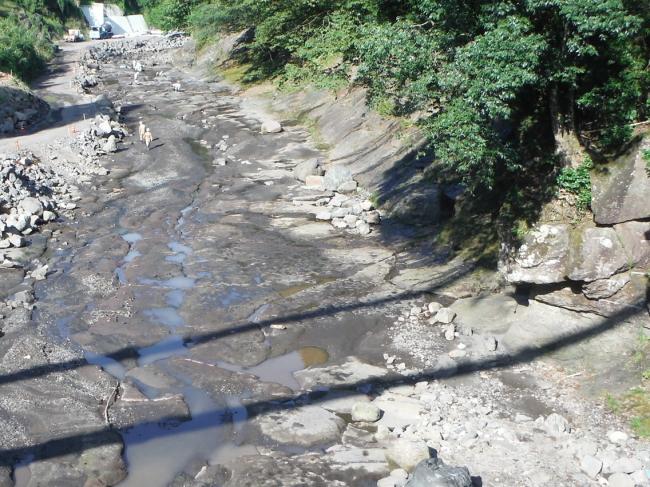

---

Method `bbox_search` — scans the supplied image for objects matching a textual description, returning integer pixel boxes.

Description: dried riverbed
[0,38,648,487]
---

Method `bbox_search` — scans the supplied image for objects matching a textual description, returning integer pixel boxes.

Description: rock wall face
[501,137,650,316]
[194,31,440,226]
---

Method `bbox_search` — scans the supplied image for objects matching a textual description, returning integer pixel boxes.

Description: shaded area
[0,284,646,466]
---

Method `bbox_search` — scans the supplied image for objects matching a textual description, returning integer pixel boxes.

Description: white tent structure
[80,2,149,35]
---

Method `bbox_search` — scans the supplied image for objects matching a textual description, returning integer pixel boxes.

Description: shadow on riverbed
[0,273,646,466]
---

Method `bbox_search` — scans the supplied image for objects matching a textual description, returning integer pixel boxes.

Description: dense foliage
[0,0,82,80]
[174,0,650,204]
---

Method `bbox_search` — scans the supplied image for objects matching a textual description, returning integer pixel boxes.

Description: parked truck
[89,22,113,40]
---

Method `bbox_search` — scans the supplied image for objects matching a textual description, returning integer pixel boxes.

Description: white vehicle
[89,23,113,40]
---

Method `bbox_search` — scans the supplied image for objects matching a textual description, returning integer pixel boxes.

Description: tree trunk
[549,83,585,168]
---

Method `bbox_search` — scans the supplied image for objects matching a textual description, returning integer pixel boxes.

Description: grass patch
[218,63,255,86]
[604,330,650,437]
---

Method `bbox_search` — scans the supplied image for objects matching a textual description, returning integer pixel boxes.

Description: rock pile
[294,191,381,236]
[0,153,74,255]
[0,73,49,134]
[86,36,189,63]
[500,137,650,316]
[386,301,501,372]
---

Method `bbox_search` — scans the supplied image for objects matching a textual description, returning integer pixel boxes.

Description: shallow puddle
[138,335,187,366]
[214,346,329,390]
[278,276,337,298]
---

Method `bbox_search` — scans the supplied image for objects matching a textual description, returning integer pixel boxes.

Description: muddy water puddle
[214,346,329,390]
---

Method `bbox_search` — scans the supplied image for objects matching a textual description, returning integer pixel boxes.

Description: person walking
[138,121,146,142]
[143,128,153,150]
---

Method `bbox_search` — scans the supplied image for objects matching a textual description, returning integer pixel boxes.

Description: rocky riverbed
[0,36,648,487]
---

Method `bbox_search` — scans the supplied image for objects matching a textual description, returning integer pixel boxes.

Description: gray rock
[357,221,371,235]
[18,197,43,216]
[435,308,456,324]
[331,207,351,218]
[610,458,643,474]
[503,224,570,284]
[607,430,629,445]
[294,357,388,389]
[592,138,650,224]
[337,180,358,193]
[405,458,472,487]
[351,402,381,422]
[256,404,345,447]
[343,214,358,227]
[385,439,431,471]
[104,135,118,153]
[568,227,629,282]
[305,175,325,190]
[544,413,570,435]
[93,94,113,108]
[7,234,24,248]
[260,119,283,134]
[315,210,332,221]
[42,210,56,222]
[583,274,630,299]
[614,220,650,269]
[607,473,635,487]
[293,158,321,181]
[323,165,353,191]
[96,120,113,137]
[365,210,381,224]
[580,455,603,478]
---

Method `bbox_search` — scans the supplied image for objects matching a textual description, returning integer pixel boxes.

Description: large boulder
[567,227,629,282]
[502,224,570,284]
[293,158,322,182]
[405,458,472,487]
[614,220,650,269]
[592,138,650,224]
[323,165,353,191]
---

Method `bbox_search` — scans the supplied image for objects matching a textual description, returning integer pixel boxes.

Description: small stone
[607,473,634,487]
[544,413,570,435]
[42,210,56,222]
[337,180,358,193]
[305,175,325,190]
[427,302,442,314]
[361,200,374,211]
[385,439,431,471]
[607,431,629,445]
[331,219,347,229]
[435,308,456,324]
[18,197,43,216]
[357,221,371,235]
[364,210,381,225]
[260,119,283,134]
[391,469,409,481]
[448,349,467,358]
[444,324,456,341]
[351,402,381,423]
[580,455,603,479]
[8,234,24,248]
[343,214,358,227]
[315,211,332,221]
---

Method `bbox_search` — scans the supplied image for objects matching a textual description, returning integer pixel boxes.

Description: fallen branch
[103,382,120,425]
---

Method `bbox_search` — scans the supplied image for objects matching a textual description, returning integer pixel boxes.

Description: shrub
[556,156,594,211]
